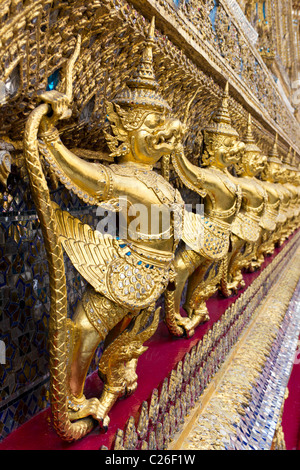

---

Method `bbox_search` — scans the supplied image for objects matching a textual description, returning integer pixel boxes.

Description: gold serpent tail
[164,287,185,337]
[24,104,94,442]
[220,255,232,298]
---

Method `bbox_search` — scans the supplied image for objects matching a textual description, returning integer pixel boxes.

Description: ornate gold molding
[0,0,299,163]
[129,0,300,158]
[105,233,300,450]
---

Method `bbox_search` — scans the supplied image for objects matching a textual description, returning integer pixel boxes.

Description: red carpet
[282,337,300,450]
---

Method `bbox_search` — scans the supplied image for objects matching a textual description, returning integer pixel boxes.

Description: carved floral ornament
[0,0,299,154]
[0,0,298,215]
[0,0,299,450]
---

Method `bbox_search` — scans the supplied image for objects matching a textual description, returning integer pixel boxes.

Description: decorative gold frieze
[106,231,300,450]
[171,242,300,450]
[114,429,125,450]
[124,416,138,450]
[149,389,159,425]
[0,0,299,161]
[137,401,149,440]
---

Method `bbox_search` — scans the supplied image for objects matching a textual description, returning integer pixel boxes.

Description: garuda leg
[98,303,160,428]
[220,234,245,297]
[66,286,159,429]
[184,258,223,314]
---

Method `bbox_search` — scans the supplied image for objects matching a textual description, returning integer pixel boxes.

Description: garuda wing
[52,202,172,311]
[182,210,230,260]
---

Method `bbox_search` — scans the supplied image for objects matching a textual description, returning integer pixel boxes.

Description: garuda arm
[171,147,209,198]
[38,90,112,205]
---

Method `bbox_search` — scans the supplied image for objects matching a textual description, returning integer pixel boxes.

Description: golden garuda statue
[283,156,300,237]
[250,137,284,268]
[219,114,268,296]
[23,18,190,442]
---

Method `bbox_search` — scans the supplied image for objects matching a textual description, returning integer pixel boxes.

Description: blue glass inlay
[240,58,244,78]
[46,69,61,91]
[173,0,190,8]
[209,0,218,32]
[263,1,266,19]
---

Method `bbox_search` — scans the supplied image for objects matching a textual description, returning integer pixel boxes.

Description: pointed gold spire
[269,133,279,157]
[127,16,157,92]
[268,133,281,163]
[245,114,254,143]
[286,146,292,165]
[288,148,299,171]
[114,16,171,112]
[293,149,299,167]
[204,82,239,137]
[212,81,232,125]
[244,113,261,154]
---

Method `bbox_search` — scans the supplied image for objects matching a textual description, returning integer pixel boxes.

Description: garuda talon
[24,18,189,441]
[283,156,300,237]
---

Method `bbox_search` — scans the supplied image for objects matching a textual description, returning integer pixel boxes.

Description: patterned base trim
[175,247,300,450]
[106,231,300,450]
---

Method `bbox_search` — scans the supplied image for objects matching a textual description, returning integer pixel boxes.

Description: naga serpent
[23,37,94,442]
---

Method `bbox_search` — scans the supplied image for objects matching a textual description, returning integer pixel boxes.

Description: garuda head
[104,17,184,166]
[201,82,245,169]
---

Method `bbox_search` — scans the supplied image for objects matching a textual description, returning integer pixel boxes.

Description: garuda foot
[174,314,198,338]
[68,395,105,424]
[67,393,116,431]
[191,304,210,324]
[179,304,210,337]
[226,277,245,294]
[95,385,126,430]
[124,359,138,396]
[248,262,259,272]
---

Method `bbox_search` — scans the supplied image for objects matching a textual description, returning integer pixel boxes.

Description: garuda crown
[204,81,239,138]
[104,17,172,158]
